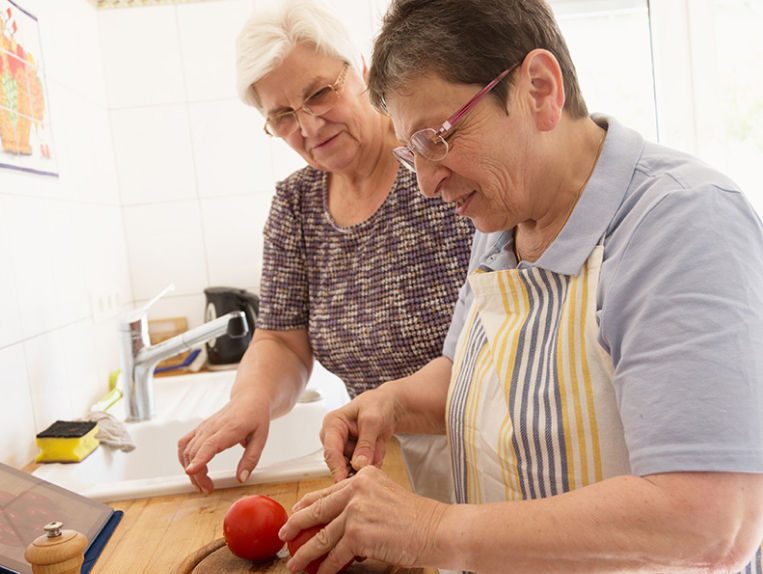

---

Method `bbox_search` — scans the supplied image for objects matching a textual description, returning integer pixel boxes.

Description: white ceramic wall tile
[45,202,91,327]
[188,99,274,197]
[6,196,93,338]
[0,345,36,468]
[0,161,45,198]
[25,330,77,432]
[35,0,107,106]
[0,196,22,348]
[122,200,208,300]
[176,0,255,102]
[5,195,63,337]
[59,321,103,414]
[200,195,267,291]
[98,5,186,108]
[70,203,132,323]
[89,317,125,388]
[329,0,378,58]
[88,107,121,205]
[110,105,198,205]
[51,84,120,204]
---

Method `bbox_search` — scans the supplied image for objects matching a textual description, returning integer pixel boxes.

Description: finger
[187,462,213,494]
[343,437,358,459]
[350,417,385,471]
[324,448,349,482]
[236,430,267,483]
[315,538,357,574]
[321,420,354,482]
[286,519,354,574]
[280,480,352,540]
[177,429,196,467]
[183,439,219,476]
[285,522,333,574]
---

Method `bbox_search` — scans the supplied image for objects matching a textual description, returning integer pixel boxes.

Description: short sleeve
[600,186,763,476]
[256,174,310,331]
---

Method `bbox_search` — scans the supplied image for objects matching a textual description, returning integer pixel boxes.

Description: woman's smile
[452,190,476,216]
[310,131,343,153]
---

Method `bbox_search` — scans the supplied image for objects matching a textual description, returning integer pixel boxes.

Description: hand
[279,466,447,574]
[177,394,270,494]
[320,385,400,481]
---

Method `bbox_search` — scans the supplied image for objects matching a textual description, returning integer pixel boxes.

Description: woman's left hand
[279,466,447,573]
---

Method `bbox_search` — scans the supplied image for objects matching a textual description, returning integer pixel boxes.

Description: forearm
[385,356,452,435]
[230,328,313,418]
[429,472,763,574]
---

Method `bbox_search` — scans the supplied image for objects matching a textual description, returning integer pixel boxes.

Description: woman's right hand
[321,357,453,482]
[177,392,270,494]
[320,384,400,482]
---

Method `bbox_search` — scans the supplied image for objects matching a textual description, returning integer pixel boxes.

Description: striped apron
[445,242,763,573]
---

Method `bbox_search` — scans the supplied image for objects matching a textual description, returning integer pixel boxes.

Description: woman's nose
[296,110,324,137]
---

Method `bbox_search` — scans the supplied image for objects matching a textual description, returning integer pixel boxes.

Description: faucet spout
[121,309,249,421]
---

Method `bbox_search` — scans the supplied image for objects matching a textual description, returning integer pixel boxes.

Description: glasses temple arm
[436,64,516,136]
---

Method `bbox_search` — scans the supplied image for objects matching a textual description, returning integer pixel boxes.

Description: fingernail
[239,469,250,483]
[352,455,368,469]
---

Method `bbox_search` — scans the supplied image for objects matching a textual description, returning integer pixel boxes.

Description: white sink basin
[32,366,349,502]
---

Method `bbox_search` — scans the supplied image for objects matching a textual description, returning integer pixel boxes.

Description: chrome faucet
[120,285,249,421]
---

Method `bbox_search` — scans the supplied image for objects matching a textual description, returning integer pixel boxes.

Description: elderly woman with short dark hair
[280,1,763,573]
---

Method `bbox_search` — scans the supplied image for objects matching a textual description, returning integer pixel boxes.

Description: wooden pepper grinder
[24,521,88,574]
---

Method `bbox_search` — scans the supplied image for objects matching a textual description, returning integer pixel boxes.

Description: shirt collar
[480,115,645,276]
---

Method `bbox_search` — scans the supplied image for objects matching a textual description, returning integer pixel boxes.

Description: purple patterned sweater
[256,165,474,398]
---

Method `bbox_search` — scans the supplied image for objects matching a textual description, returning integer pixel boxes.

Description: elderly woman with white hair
[176,0,473,503]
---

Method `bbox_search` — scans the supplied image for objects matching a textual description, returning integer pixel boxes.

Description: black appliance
[204,287,259,369]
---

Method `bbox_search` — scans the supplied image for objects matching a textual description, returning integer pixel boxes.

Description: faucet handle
[124,284,176,325]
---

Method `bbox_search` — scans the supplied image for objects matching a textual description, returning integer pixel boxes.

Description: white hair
[235,0,363,109]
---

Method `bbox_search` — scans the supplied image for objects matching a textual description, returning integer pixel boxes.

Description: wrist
[427,503,480,572]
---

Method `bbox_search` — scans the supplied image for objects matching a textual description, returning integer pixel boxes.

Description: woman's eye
[306,86,333,106]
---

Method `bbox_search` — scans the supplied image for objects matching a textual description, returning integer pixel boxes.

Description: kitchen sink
[32,365,349,502]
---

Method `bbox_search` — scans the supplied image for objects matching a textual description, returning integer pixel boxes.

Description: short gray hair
[236,0,363,109]
[369,0,588,119]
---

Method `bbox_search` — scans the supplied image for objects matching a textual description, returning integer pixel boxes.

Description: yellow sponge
[35,420,100,463]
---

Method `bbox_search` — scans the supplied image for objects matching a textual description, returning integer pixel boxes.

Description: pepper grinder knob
[24,520,88,574]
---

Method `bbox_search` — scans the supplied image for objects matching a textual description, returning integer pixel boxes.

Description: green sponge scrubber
[35,420,100,463]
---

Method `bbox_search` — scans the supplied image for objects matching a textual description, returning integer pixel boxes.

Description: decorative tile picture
[0,0,56,177]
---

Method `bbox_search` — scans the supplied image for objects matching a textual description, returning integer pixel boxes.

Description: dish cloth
[83,411,136,452]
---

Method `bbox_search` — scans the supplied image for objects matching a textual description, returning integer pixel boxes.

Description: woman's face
[386,72,536,233]
[254,44,375,174]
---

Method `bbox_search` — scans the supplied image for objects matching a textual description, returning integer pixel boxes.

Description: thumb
[350,418,385,471]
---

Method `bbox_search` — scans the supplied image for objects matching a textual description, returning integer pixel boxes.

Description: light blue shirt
[443,115,763,476]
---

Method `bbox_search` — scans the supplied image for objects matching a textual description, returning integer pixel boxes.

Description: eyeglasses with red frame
[393,62,520,172]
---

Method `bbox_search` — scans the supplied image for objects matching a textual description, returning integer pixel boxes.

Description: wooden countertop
[91,438,438,574]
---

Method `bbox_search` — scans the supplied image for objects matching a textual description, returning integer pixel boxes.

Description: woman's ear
[361,53,369,84]
[523,49,564,131]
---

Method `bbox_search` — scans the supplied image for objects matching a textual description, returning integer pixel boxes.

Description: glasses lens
[393,146,416,172]
[303,86,338,116]
[411,129,448,161]
[266,112,297,137]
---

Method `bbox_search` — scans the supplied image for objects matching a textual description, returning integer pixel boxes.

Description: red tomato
[223,494,288,561]
[286,524,353,574]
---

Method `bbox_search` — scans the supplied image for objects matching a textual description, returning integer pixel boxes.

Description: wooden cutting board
[173,537,425,574]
